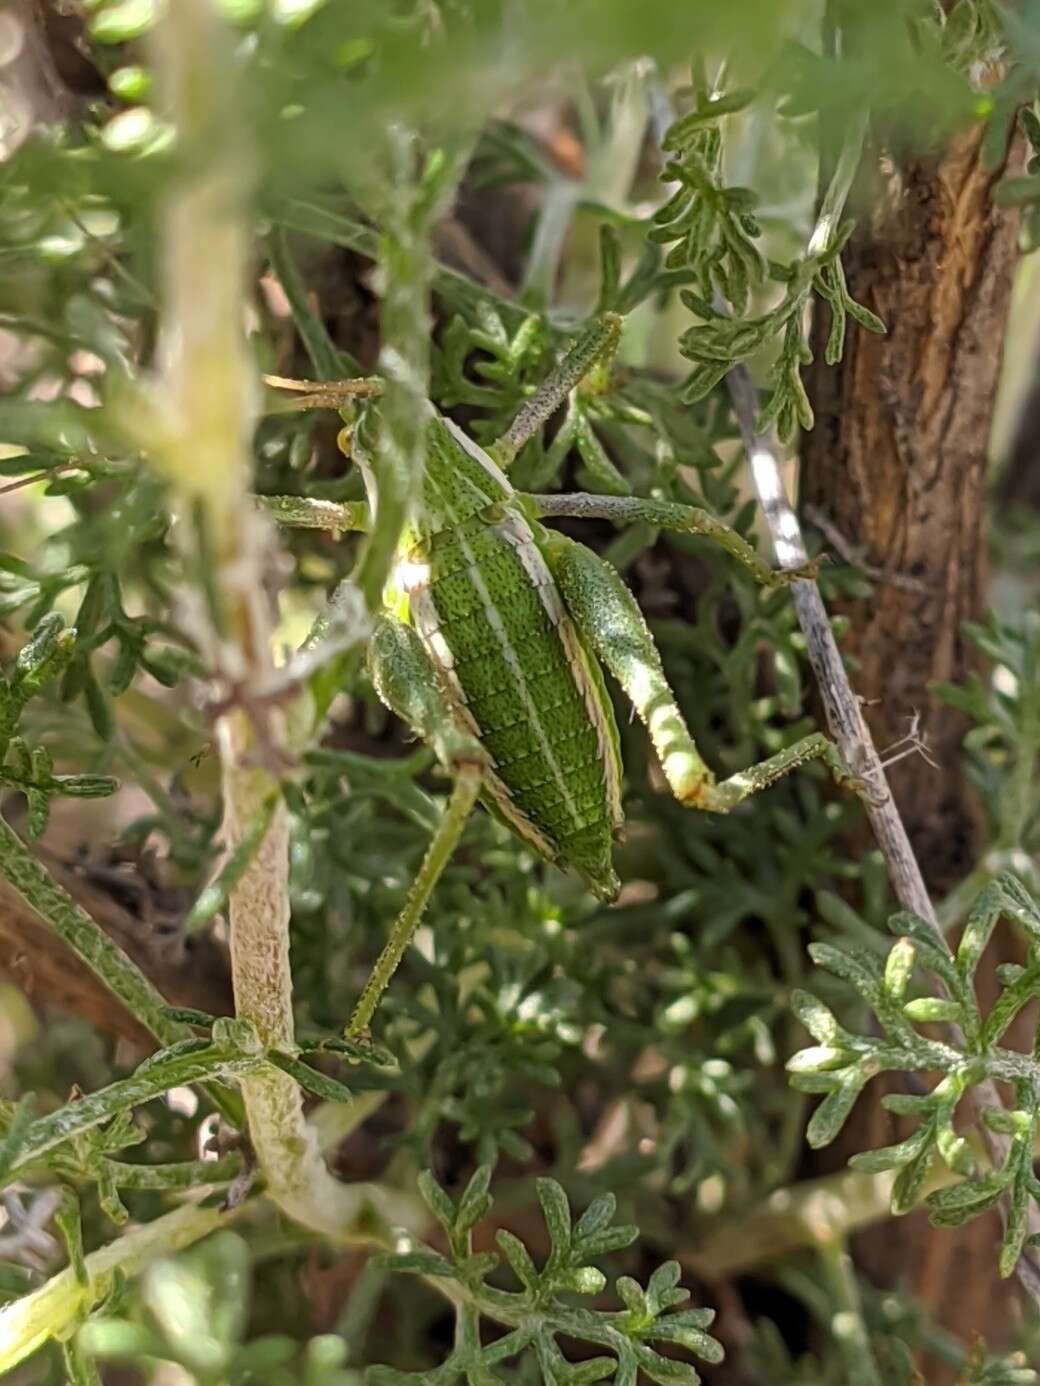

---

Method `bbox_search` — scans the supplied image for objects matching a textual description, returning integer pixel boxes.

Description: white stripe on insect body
[448,520,583,827]
[418,459,598,849]
[439,416,514,494]
[410,586,559,858]
[494,511,623,829]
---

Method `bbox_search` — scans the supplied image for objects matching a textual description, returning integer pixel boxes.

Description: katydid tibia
[264,312,861,1037]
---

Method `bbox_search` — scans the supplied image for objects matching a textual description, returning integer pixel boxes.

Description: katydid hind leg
[346,616,487,1036]
[551,535,856,812]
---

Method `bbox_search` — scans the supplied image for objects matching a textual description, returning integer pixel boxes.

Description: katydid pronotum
[264,313,862,1038]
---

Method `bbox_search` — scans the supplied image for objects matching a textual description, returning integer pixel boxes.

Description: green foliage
[0,1009,399,1214]
[77,1230,365,1384]
[0,616,117,837]
[745,1273,1038,1385]
[933,613,1040,866]
[0,1,1037,1383]
[790,873,1040,1277]
[656,86,884,440]
[370,1167,721,1384]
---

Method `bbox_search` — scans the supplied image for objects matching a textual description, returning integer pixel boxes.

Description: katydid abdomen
[403,503,622,901]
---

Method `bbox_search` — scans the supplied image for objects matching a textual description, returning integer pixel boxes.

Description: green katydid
[264,312,861,1037]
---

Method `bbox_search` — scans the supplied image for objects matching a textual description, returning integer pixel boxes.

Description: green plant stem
[0,815,178,1046]
[0,814,240,1124]
[152,0,378,1240]
[817,1237,883,1386]
[4,1046,255,1180]
[103,1156,242,1189]
[0,1200,238,1373]
[806,109,868,258]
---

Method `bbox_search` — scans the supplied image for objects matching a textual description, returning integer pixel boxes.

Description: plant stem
[0,1200,237,1373]
[0,814,240,1125]
[5,1046,254,1179]
[806,109,867,258]
[730,362,938,924]
[0,815,180,1047]
[151,0,373,1240]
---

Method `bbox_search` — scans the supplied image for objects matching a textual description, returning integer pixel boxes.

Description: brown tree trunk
[801,123,1023,1374]
[802,121,1019,890]
[997,333,1040,512]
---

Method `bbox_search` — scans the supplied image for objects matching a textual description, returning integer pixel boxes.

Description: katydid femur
[264,313,860,1038]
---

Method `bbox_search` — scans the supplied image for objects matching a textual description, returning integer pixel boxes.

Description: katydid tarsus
[263,312,863,1038]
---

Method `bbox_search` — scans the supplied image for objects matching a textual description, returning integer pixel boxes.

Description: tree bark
[801,121,1020,891]
[801,122,1023,1375]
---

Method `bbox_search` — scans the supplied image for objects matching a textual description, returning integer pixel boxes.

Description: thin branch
[0,1200,237,1374]
[724,136,1040,1308]
[730,361,939,915]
